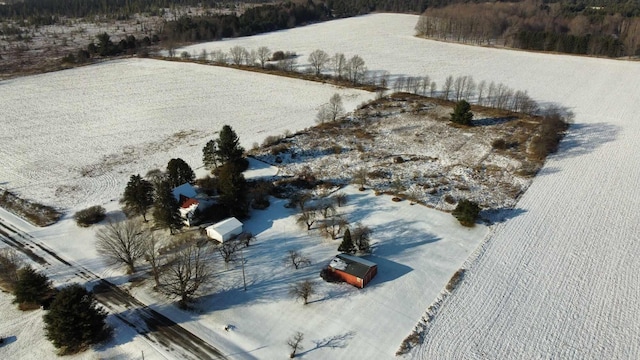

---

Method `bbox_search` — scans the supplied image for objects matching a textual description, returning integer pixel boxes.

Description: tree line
[415,0,640,57]
[160,1,330,43]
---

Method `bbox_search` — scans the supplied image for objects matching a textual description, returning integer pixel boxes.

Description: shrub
[13,266,52,309]
[271,50,285,61]
[452,199,480,227]
[74,206,106,227]
[270,143,289,155]
[262,135,283,147]
[450,100,473,126]
[491,138,508,150]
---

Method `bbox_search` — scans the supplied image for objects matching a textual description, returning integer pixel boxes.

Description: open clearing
[1,13,639,359]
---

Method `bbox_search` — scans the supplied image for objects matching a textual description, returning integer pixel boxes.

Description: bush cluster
[74,205,106,227]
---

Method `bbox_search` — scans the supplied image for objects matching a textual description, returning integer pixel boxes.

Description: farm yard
[1,12,640,360]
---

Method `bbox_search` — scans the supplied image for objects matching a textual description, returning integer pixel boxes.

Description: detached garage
[328,253,378,289]
[205,217,243,243]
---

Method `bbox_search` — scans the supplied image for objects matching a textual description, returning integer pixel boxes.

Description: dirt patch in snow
[252,93,551,213]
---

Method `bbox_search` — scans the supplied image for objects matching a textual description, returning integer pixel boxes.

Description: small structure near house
[328,253,378,288]
[206,217,243,243]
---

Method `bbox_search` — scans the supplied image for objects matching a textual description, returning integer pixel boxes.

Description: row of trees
[391,73,539,115]
[292,190,371,253]
[415,1,640,57]
[181,45,369,86]
[95,217,218,308]
[63,32,160,64]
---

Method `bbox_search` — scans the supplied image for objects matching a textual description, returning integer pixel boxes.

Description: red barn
[328,253,378,288]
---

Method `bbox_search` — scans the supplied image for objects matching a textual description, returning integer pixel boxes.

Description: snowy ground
[251,97,539,212]
[180,14,640,359]
[0,59,373,210]
[1,12,640,360]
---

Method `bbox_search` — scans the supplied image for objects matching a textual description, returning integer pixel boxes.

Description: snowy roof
[330,253,377,278]
[172,183,197,202]
[207,217,243,236]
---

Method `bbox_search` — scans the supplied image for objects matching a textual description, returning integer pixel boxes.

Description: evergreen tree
[452,199,481,227]
[121,174,154,221]
[450,100,474,126]
[166,158,195,188]
[217,162,248,218]
[338,228,356,254]
[202,139,218,170]
[215,125,245,168]
[13,266,51,307]
[152,181,184,234]
[43,284,111,354]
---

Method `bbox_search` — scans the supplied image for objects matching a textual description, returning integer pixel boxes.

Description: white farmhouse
[206,217,243,243]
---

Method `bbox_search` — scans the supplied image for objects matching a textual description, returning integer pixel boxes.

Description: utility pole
[240,246,247,291]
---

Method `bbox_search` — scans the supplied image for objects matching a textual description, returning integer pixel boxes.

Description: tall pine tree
[202,139,218,170]
[215,125,245,168]
[43,284,111,354]
[152,180,184,234]
[338,228,356,254]
[121,174,154,221]
[166,158,195,188]
[217,162,248,218]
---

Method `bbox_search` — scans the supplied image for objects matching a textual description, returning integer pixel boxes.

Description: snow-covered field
[1,12,640,360]
[0,60,373,210]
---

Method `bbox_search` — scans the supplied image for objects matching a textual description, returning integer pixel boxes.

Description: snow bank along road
[0,213,226,360]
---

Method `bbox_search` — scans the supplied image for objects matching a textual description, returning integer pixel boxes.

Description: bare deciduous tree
[257,46,271,68]
[477,80,487,105]
[352,222,372,253]
[289,280,315,305]
[308,49,330,76]
[285,250,311,269]
[290,191,312,211]
[143,232,164,288]
[160,241,214,308]
[96,219,149,274]
[287,331,304,358]
[442,75,454,100]
[346,55,366,85]
[218,240,240,265]
[332,53,347,79]
[319,201,336,219]
[238,232,255,247]
[296,208,317,231]
[211,49,227,64]
[319,216,348,240]
[229,45,246,65]
[353,168,368,190]
[334,192,347,207]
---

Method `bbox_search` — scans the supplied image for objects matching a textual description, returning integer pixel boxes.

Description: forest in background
[415,0,640,57]
[2,0,640,58]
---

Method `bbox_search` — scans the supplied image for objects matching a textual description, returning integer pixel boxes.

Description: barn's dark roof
[330,253,377,279]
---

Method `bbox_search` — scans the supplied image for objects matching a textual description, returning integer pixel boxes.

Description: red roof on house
[181,198,199,209]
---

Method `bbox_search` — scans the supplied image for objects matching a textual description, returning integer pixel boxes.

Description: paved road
[0,216,226,360]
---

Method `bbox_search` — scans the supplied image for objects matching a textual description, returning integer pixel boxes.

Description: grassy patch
[0,189,62,227]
